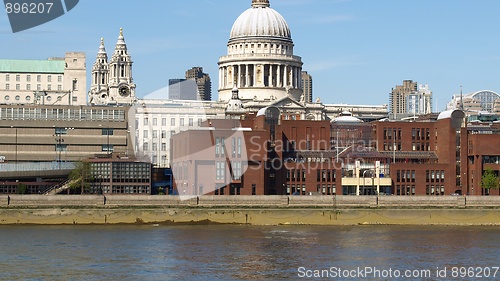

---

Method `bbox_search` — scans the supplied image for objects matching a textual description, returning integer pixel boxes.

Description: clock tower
[89,28,136,105]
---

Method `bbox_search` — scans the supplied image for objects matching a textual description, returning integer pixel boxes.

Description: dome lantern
[252,0,270,8]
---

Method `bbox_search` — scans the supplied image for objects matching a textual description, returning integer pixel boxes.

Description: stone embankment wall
[0,195,499,225]
[1,195,499,208]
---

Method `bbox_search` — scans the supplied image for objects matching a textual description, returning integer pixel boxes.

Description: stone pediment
[269,96,305,109]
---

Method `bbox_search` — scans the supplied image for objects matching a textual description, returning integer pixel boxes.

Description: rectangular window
[180,118,185,126]
[47,75,51,82]
[143,117,148,125]
[189,118,193,126]
[153,118,158,126]
[26,75,31,82]
[72,79,77,91]
[142,142,149,151]
[152,130,158,139]
[162,118,166,126]
[16,84,20,90]
[5,74,9,81]
[56,144,68,151]
[26,84,31,91]
[252,184,256,195]
[161,143,167,151]
[143,130,148,139]
[161,130,167,138]
[216,162,225,180]
[37,84,41,91]
[16,74,20,82]
[171,118,175,126]
[5,84,9,90]
[102,145,114,152]
[198,118,203,126]
[47,84,51,90]
[153,142,158,151]
[57,85,62,91]
[37,75,41,82]
[58,75,62,83]
[102,128,114,135]
[232,161,242,180]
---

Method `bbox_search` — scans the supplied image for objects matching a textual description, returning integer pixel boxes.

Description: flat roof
[0,59,65,74]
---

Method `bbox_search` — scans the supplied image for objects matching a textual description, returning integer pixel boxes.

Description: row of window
[214,184,256,195]
[426,185,446,195]
[426,170,445,182]
[0,107,126,121]
[5,74,62,83]
[142,142,168,152]
[142,117,203,127]
[396,185,416,195]
[4,83,63,91]
[4,94,65,102]
[143,130,172,139]
[383,128,432,140]
[215,137,243,158]
[396,170,416,183]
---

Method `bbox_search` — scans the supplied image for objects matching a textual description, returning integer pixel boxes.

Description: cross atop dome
[252,0,270,8]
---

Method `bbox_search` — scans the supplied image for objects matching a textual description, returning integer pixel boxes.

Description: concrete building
[0,104,133,164]
[88,28,137,106]
[186,67,212,101]
[389,80,432,118]
[168,79,199,100]
[85,156,151,195]
[0,52,86,106]
[447,90,500,114]
[301,71,313,103]
[131,99,225,167]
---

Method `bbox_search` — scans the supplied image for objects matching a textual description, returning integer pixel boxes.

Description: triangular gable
[269,96,305,109]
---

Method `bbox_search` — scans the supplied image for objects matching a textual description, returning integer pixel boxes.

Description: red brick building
[172,108,500,196]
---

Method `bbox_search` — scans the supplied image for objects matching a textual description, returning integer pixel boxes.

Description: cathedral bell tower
[88,38,109,105]
[108,28,136,105]
[89,28,136,105]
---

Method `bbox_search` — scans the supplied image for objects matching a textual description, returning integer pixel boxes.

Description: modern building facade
[301,71,313,103]
[186,67,212,101]
[168,79,199,100]
[131,99,225,167]
[447,90,500,114]
[389,80,432,118]
[0,104,133,164]
[0,52,86,106]
[86,156,151,195]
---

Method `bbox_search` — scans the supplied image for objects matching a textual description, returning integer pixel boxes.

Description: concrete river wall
[0,195,499,225]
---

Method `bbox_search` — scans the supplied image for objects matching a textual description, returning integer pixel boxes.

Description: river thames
[0,225,498,280]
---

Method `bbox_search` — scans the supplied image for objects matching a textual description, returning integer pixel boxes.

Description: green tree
[69,161,93,194]
[481,168,499,193]
[16,183,28,194]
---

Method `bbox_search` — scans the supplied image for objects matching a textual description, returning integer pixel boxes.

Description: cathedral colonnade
[219,63,302,90]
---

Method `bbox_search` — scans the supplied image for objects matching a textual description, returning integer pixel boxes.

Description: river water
[0,225,498,280]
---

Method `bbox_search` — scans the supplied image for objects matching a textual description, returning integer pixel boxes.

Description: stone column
[245,64,249,87]
[277,65,281,87]
[269,64,274,87]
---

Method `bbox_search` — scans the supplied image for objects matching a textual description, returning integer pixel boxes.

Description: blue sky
[1,0,500,110]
